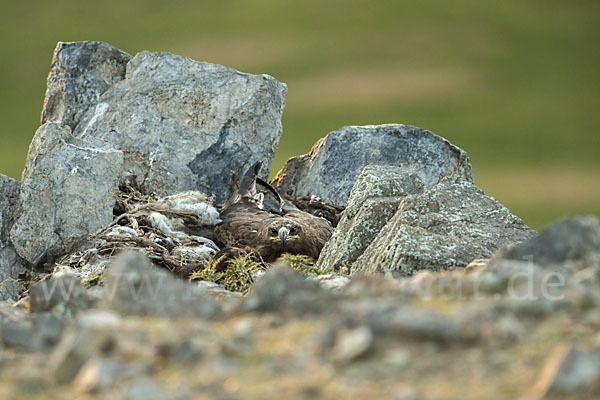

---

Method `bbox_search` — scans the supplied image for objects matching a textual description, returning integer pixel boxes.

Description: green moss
[81,269,106,289]
[190,254,265,294]
[189,253,328,293]
[282,253,324,277]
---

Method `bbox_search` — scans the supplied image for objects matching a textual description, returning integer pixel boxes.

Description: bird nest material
[50,174,344,292]
[58,175,220,279]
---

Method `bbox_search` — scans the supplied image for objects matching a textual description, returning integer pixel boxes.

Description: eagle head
[266,219,300,247]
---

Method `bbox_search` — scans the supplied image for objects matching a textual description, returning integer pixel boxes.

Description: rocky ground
[2,217,600,399]
[1,41,599,399]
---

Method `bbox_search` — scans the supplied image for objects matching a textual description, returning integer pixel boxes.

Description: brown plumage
[213,162,333,267]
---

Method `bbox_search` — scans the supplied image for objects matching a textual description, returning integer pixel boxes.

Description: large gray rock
[0,244,26,293]
[271,124,473,205]
[499,215,599,264]
[0,278,19,303]
[317,166,425,272]
[69,50,287,201]
[10,123,123,266]
[352,177,535,276]
[0,174,27,284]
[101,251,220,318]
[41,41,132,130]
[0,174,20,246]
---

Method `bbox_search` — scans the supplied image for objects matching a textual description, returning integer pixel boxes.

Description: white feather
[142,191,219,225]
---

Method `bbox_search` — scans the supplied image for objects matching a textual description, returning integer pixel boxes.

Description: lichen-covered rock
[0,174,26,283]
[353,177,535,276]
[271,124,473,205]
[0,174,19,246]
[101,251,220,318]
[0,244,26,291]
[41,41,132,130]
[70,50,287,202]
[317,166,425,272]
[0,278,18,303]
[499,215,600,264]
[10,123,123,266]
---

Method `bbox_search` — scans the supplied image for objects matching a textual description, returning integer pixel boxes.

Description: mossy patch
[190,252,328,293]
[190,253,265,294]
[81,269,106,289]
[282,253,324,277]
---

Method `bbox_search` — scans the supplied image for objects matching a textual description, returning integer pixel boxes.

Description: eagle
[212,162,333,267]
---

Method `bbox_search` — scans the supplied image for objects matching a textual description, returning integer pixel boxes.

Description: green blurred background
[1,0,598,229]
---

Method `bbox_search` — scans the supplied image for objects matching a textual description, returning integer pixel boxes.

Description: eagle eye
[269,227,278,235]
[289,226,298,234]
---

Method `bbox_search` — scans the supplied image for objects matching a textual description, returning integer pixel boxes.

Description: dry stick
[87,212,134,240]
[98,235,205,272]
[87,201,153,240]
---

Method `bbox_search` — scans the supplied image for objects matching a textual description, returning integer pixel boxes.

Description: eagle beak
[278,227,289,245]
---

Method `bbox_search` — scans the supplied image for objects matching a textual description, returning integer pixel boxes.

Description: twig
[98,235,206,274]
[88,202,152,240]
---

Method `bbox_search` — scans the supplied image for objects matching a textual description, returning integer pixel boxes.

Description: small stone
[86,286,105,302]
[465,259,489,273]
[384,349,412,369]
[48,326,110,383]
[48,319,152,383]
[0,319,34,350]
[77,309,122,328]
[101,251,220,318]
[232,318,256,342]
[74,358,151,393]
[156,338,204,364]
[309,273,351,293]
[408,270,434,294]
[394,387,417,400]
[330,326,373,364]
[500,215,600,265]
[121,377,170,400]
[532,342,600,397]
[32,313,66,349]
[369,308,460,343]
[242,265,331,315]
[29,273,92,316]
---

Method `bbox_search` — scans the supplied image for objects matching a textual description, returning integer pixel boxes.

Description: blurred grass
[1,0,598,230]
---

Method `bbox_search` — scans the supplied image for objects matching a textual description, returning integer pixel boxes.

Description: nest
[58,176,220,279]
[51,175,345,289]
